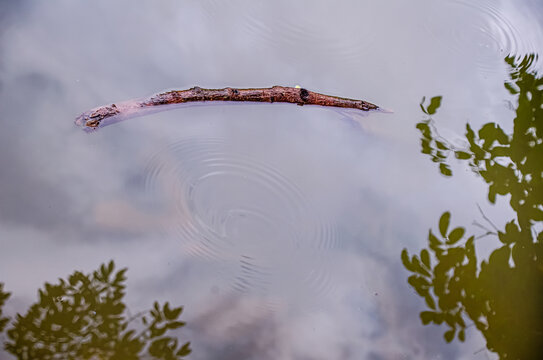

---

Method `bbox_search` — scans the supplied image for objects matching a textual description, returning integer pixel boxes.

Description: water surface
[0,0,542,359]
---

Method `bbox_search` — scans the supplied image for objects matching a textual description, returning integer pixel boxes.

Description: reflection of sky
[0,0,541,359]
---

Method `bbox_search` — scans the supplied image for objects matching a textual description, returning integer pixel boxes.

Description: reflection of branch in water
[75,86,381,130]
[473,346,492,360]
[476,204,499,233]
[472,204,499,239]
[471,222,497,240]
[125,309,147,325]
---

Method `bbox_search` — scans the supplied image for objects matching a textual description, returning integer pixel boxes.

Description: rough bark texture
[75,86,379,129]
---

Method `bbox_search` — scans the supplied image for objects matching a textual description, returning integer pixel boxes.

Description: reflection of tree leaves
[498,220,520,245]
[443,329,455,343]
[416,54,542,225]
[420,96,443,115]
[438,212,450,238]
[404,55,543,359]
[0,283,10,333]
[447,227,465,245]
[438,163,452,177]
[2,261,191,360]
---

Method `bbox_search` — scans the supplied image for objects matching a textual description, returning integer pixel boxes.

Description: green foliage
[0,283,11,333]
[420,96,443,115]
[416,55,543,229]
[415,108,455,177]
[404,215,478,343]
[404,213,543,358]
[404,55,543,359]
[2,261,191,360]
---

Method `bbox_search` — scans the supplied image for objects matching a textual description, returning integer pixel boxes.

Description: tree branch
[75,86,380,130]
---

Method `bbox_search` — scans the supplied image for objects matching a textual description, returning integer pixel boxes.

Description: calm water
[1,0,542,359]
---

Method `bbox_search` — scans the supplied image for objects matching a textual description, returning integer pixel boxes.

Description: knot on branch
[299,88,310,102]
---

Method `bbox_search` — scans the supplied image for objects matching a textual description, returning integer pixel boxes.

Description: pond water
[0,0,542,359]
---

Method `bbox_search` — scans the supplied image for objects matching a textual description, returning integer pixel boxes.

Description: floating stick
[75,86,380,130]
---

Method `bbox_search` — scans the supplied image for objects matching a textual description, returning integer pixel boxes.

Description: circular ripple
[144,138,339,306]
[423,0,540,74]
[200,1,379,65]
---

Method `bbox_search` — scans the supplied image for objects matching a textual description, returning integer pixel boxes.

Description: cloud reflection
[2,0,542,359]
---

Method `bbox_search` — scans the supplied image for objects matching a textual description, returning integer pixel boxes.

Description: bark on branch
[75,86,380,130]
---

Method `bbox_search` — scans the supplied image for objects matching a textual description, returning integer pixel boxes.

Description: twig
[475,231,497,240]
[476,204,499,232]
[75,86,380,130]
[472,221,498,239]
[125,310,147,325]
[473,347,492,360]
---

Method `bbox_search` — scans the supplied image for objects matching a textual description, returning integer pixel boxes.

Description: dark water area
[0,0,542,359]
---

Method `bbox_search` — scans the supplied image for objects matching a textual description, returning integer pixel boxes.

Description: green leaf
[167,321,186,329]
[436,141,449,150]
[424,293,436,310]
[411,256,431,277]
[505,220,520,236]
[107,260,114,275]
[444,329,456,343]
[466,124,476,143]
[401,249,415,272]
[421,138,433,155]
[498,220,520,245]
[416,122,432,139]
[435,150,447,159]
[427,96,443,115]
[488,185,497,203]
[176,342,192,357]
[454,151,471,160]
[420,311,435,325]
[439,212,451,238]
[420,249,431,268]
[114,268,128,283]
[429,230,442,247]
[420,96,428,114]
[150,324,167,338]
[163,302,174,320]
[447,227,465,245]
[148,338,168,357]
[439,163,452,176]
[170,307,183,320]
[408,275,432,299]
[162,303,183,321]
[458,329,466,342]
[479,123,509,150]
